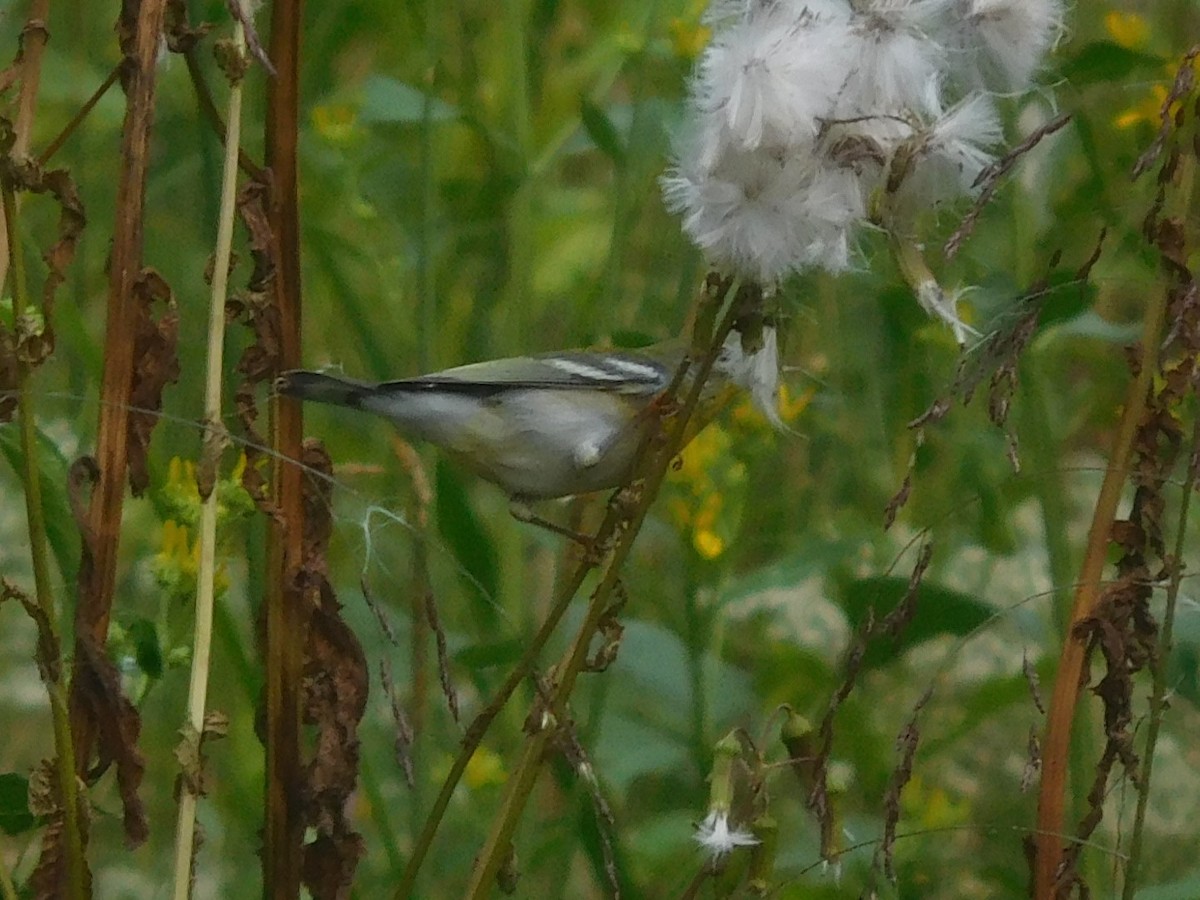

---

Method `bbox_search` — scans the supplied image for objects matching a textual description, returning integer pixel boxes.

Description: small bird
[276,329,778,503]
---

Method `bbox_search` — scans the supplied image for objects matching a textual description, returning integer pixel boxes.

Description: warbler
[276,329,778,502]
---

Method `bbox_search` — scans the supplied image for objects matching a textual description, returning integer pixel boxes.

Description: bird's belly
[462,393,639,499]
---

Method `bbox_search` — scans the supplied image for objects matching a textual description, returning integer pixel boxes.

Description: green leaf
[126,617,164,679]
[0,772,34,835]
[360,75,458,125]
[1167,601,1200,709]
[0,423,80,588]
[579,98,626,167]
[584,612,755,791]
[1135,873,1200,900]
[1037,269,1097,328]
[1060,41,1164,86]
[454,637,524,671]
[435,459,500,621]
[839,577,993,669]
[1053,309,1142,343]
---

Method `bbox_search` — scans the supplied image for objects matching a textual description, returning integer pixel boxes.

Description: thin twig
[2,167,86,900]
[170,8,246,897]
[394,276,746,898]
[462,281,748,899]
[944,113,1072,261]
[38,64,121,165]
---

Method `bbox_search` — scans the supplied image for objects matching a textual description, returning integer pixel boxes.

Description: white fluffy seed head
[664,0,1057,289]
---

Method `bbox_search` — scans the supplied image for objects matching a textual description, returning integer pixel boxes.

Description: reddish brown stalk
[1032,294,1165,897]
[263,0,306,896]
[69,0,167,771]
[0,0,50,289]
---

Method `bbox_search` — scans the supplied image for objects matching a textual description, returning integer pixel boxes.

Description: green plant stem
[462,294,743,899]
[38,64,121,166]
[684,573,711,777]
[1018,355,1075,636]
[2,172,85,900]
[170,14,244,898]
[0,850,16,900]
[417,0,438,374]
[396,279,743,898]
[1122,419,1200,896]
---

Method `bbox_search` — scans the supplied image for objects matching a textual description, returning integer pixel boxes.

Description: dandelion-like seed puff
[664,0,1063,340]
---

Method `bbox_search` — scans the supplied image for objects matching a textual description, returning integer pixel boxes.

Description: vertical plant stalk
[1033,289,1167,897]
[0,0,50,289]
[395,276,745,899]
[170,14,246,898]
[462,292,746,900]
[2,172,85,900]
[264,0,306,895]
[1122,415,1200,897]
[70,0,167,768]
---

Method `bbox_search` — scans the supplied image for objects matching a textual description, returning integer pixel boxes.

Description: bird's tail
[275,370,372,408]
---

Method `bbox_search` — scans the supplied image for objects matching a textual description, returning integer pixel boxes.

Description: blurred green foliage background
[2,0,1200,897]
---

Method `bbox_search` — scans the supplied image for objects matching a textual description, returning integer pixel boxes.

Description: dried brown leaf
[0,578,60,684]
[163,0,212,54]
[0,324,16,421]
[30,809,93,900]
[126,269,180,495]
[298,442,368,894]
[74,634,148,845]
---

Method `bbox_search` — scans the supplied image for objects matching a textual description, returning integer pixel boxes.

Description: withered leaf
[74,634,148,846]
[0,324,17,422]
[126,269,180,496]
[298,443,368,893]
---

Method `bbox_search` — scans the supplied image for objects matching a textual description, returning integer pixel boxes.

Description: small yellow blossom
[464,747,506,790]
[1104,11,1148,49]
[902,775,970,830]
[669,18,711,61]
[157,519,198,577]
[1115,83,1168,130]
[312,103,359,144]
[731,383,814,428]
[694,528,725,560]
[667,424,746,559]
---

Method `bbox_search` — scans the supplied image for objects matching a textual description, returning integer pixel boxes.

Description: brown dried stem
[263,0,306,895]
[0,0,50,290]
[69,0,166,782]
[1032,283,1166,897]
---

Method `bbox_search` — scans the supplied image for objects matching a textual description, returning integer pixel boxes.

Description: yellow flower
[312,103,358,144]
[902,775,969,830]
[694,528,725,560]
[731,383,814,428]
[464,747,506,790]
[667,424,745,560]
[669,17,711,61]
[157,520,197,577]
[1104,11,1148,49]
[1115,83,1168,130]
